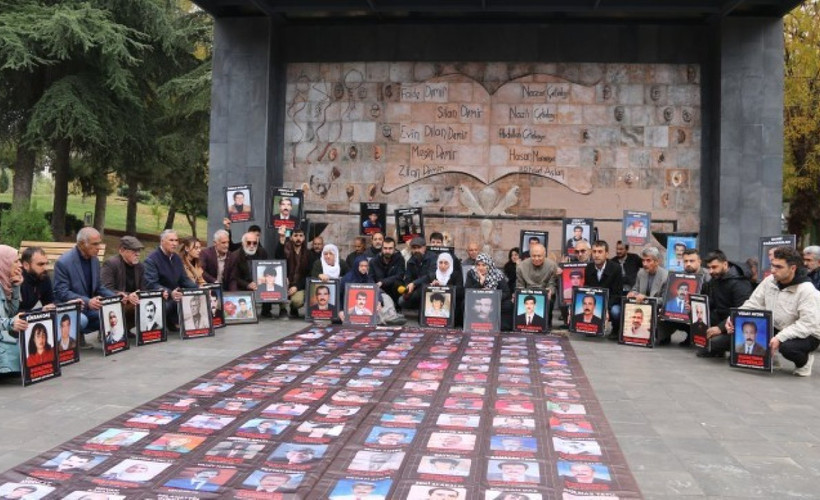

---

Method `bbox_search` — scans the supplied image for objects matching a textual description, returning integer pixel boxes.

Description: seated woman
[0,245,27,375]
[339,256,404,325]
[310,244,349,282]
[503,247,520,292]
[464,253,514,331]
[179,236,205,286]
[423,252,464,325]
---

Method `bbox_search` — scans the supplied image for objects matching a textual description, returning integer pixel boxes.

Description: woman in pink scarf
[0,245,28,374]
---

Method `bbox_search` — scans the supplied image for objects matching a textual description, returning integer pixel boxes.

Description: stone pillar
[718,17,784,262]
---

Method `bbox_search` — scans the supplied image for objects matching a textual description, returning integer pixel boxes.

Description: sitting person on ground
[275,226,311,317]
[400,236,437,310]
[369,237,405,307]
[803,246,820,291]
[503,247,520,292]
[516,243,559,326]
[101,236,146,334]
[727,246,820,376]
[144,229,198,329]
[366,231,384,259]
[231,231,273,318]
[0,245,27,374]
[627,246,669,302]
[311,244,349,282]
[179,236,206,286]
[19,246,54,313]
[466,253,513,331]
[344,236,369,269]
[462,241,480,266]
[339,255,404,325]
[611,241,643,293]
[657,248,710,346]
[200,229,237,289]
[584,240,623,340]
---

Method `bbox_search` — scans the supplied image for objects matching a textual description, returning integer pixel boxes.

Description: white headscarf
[436,252,454,285]
[321,244,341,278]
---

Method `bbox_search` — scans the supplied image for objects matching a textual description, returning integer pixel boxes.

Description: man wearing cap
[399,236,437,310]
[101,236,146,334]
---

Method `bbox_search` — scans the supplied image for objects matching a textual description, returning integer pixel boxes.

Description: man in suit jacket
[736,321,767,356]
[200,229,236,289]
[515,294,546,330]
[53,228,116,340]
[628,246,669,300]
[101,236,145,334]
[586,240,624,340]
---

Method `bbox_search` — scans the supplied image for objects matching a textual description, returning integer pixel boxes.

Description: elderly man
[275,226,311,317]
[345,236,369,269]
[584,240,623,340]
[462,241,480,265]
[400,236,437,309]
[144,230,197,329]
[19,246,54,312]
[728,246,820,376]
[627,246,668,301]
[657,248,710,346]
[54,227,116,342]
[232,231,272,317]
[101,236,145,334]
[200,229,236,289]
[516,242,559,326]
[803,245,820,290]
[366,231,384,259]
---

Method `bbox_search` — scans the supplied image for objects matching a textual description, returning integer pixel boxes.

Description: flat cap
[409,236,426,247]
[120,235,144,250]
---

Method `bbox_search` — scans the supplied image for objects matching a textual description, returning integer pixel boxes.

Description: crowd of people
[2,216,819,378]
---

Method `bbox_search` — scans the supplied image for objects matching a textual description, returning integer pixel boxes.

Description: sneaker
[793,353,814,377]
[385,316,407,326]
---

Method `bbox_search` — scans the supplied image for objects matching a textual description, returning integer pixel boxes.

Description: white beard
[243,246,257,256]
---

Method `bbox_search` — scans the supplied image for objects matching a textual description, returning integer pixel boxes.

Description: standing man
[584,240,623,340]
[54,227,116,343]
[803,245,820,290]
[728,246,820,376]
[611,241,643,293]
[200,229,237,288]
[19,247,54,312]
[696,250,753,358]
[516,243,559,326]
[143,230,197,330]
[275,226,311,317]
[101,236,145,334]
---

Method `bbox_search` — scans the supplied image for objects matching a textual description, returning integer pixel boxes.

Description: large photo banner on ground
[0,325,642,498]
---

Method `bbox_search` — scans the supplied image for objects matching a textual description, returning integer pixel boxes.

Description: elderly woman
[0,245,27,374]
[338,256,404,325]
[311,244,349,281]
[179,236,205,286]
[465,253,514,331]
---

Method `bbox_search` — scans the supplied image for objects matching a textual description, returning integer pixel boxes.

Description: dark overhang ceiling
[191,0,806,23]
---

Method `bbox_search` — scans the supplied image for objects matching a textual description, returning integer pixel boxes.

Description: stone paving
[1,320,818,498]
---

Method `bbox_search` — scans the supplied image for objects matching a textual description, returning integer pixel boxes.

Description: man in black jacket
[399,236,437,309]
[369,237,406,305]
[611,241,642,293]
[696,249,753,358]
[231,231,272,318]
[585,240,624,340]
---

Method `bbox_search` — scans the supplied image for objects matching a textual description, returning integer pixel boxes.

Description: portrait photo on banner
[620,297,656,348]
[569,287,608,337]
[253,259,287,303]
[222,292,258,325]
[224,184,254,223]
[730,309,773,372]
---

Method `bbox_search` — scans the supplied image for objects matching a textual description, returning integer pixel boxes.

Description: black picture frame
[20,310,60,386]
[343,283,379,326]
[661,272,702,323]
[136,290,167,345]
[54,302,81,366]
[394,207,424,244]
[202,284,226,330]
[623,210,651,247]
[251,259,288,303]
[759,235,796,281]
[179,289,214,339]
[730,308,773,372]
[270,187,304,232]
[560,262,587,305]
[562,218,594,258]
[360,202,387,236]
[569,286,608,337]
[225,184,254,223]
[520,230,548,258]
[689,294,710,349]
[464,288,501,333]
[513,288,549,334]
[305,278,339,322]
[620,297,656,347]
[223,292,258,325]
[420,285,455,328]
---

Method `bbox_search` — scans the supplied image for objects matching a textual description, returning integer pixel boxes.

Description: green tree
[784,0,820,245]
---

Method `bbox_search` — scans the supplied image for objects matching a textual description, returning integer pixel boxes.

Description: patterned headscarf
[0,245,18,300]
[469,252,505,289]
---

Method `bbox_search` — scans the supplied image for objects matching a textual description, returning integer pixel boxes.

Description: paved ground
[1,320,819,498]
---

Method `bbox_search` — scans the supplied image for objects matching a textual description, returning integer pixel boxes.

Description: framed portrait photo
[759,235,796,280]
[562,218,593,258]
[394,207,424,244]
[730,309,773,372]
[305,278,339,322]
[520,230,548,259]
[665,235,698,272]
[252,259,288,303]
[223,292,258,325]
[620,297,656,348]
[343,283,379,326]
[225,184,254,223]
[179,289,214,339]
[360,202,387,236]
[623,210,651,247]
[21,310,60,386]
[513,288,549,334]
[689,294,710,349]
[136,290,167,345]
[201,284,226,329]
[661,272,702,323]
[100,296,129,356]
[560,262,587,305]
[569,287,608,337]
[54,302,81,366]
[464,289,501,333]
[420,285,455,328]
[270,187,303,231]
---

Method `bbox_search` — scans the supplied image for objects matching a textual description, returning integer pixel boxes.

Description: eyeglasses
[577,249,589,253]
[246,241,259,246]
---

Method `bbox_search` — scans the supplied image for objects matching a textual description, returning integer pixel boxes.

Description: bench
[20,241,106,273]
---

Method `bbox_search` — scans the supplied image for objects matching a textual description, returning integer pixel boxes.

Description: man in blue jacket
[143,230,197,329]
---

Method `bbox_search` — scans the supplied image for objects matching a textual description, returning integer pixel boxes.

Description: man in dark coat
[585,240,623,340]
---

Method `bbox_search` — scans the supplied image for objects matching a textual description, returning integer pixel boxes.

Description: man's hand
[769,337,781,351]
[12,313,27,332]
[89,296,103,310]
[278,225,287,242]
[725,316,734,334]
[705,326,722,339]
[171,288,184,302]
[247,282,258,291]
[126,291,140,306]
[42,303,56,312]
[288,286,297,297]
[406,283,415,294]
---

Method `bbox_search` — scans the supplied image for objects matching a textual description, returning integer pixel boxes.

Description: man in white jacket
[728,246,820,376]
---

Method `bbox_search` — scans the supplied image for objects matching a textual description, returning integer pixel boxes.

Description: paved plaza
[0,321,818,498]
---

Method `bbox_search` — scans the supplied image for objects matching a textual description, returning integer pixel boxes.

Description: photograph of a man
[626,306,651,339]
[487,460,540,483]
[563,270,584,301]
[735,321,767,356]
[182,294,210,330]
[665,281,691,314]
[242,471,300,493]
[42,451,102,473]
[164,467,231,492]
[56,313,77,352]
[573,295,603,330]
[515,294,546,329]
[272,195,299,229]
[473,297,493,321]
[309,284,335,314]
[347,290,374,316]
[140,299,163,332]
[565,223,590,256]
[227,190,250,216]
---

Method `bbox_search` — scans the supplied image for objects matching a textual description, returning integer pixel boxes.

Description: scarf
[342,255,373,285]
[321,244,341,278]
[436,252,454,285]
[470,253,505,289]
[0,245,18,300]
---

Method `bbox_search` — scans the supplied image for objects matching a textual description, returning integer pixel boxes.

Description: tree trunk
[186,212,197,239]
[126,180,139,235]
[93,188,107,236]
[164,206,176,230]
[12,145,36,210]
[51,139,71,240]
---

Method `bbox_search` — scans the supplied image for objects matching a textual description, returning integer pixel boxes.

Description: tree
[783,0,820,245]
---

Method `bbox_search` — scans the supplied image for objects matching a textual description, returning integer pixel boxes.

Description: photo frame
[100,296,129,356]
[54,302,81,366]
[620,297,656,347]
[665,235,698,272]
[420,285,455,328]
[569,286,608,337]
[690,294,710,349]
[225,184,254,223]
[730,308,773,372]
[343,283,379,326]
[179,289,214,339]
[520,230,548,258]
[464,288,501,333]
[513,288,549,334]
[759,235,796,280]
[136,290,167,345]
[20,310,60,386]
[560,262,587,305]
[305,278,339,322]
[270,187,303,231]
[562,218,594,258]
[394,207,424,244]
[360,202,387,236]
[202,284,226,329]
[661,272,702,323]
[623,210,651,247]
[223,292,258,325]
[251,259,288,303]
